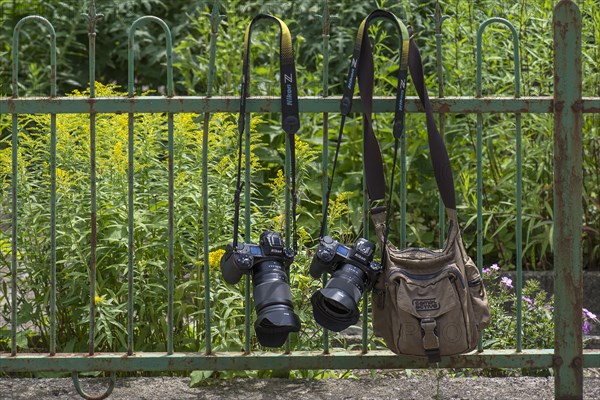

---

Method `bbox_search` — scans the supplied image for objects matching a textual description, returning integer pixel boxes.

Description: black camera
[309,236,382,332]
[220,231,301,347]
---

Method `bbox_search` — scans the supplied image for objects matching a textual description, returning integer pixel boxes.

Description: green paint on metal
[127,104,135,356]
[244,116,252,355]
[72,371,115,400]
[553,1,584,398]
[2,96,572,115]
[320,0,331,354]
[202,0,223,356]
[10,15,57,357]
[434,1,450,247]
[476,16,523,353]
[82,0,103,358]
[126,14,176,355]
[1,350,556,372]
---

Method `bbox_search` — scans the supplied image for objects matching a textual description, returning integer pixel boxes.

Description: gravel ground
[1,370,600,400]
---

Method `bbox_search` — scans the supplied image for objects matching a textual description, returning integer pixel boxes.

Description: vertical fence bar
[83,0,103,357]
[127,31,136,357]
[434,2,449,247]
[10,69,17,358]
[553,1,583,398]
[244,116,252,354]
[202,0,222,356]
[476,17,523,351]
[11,16,57,356]
[320,0,331,355]
[164,36,175,357]
[361,130,370,353]
[284,122,292,356]
[128,16,175,354]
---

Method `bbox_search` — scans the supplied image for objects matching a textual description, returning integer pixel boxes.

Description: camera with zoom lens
[220,230,301,347]
[310,236,382,332]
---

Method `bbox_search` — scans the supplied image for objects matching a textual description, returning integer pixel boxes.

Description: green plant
[480,263,599,376]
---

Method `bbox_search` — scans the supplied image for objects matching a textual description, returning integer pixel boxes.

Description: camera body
[309,236,382,332]
[221,231,295,285]
[310,236,382,287]
[220,230,300,347]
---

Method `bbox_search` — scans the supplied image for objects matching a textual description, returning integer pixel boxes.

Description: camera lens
[252,259,301,347]
[311,263,367,332]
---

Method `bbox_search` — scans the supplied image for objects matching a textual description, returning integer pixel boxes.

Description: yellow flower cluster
[208,249,226,269]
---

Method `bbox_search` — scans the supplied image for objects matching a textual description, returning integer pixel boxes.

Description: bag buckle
[420,318,441,363]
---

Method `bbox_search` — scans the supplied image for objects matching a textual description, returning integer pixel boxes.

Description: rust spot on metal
[554,100,565,112]
[6,100,16,113]
[437,103,450,113]
[554,355,564,367]
[570,99,583,112]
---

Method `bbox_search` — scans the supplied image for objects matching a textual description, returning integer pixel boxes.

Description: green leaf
[189,370,215,387]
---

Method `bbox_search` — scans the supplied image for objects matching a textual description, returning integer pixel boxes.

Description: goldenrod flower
[208,249,226,269]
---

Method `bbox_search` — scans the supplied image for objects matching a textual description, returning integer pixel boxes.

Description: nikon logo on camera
[413,298,440,311]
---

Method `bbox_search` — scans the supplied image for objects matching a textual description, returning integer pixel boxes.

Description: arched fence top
[434,1,450,35]
[11,15,57,98]
[476,17,521,98]
[127,16,174,97]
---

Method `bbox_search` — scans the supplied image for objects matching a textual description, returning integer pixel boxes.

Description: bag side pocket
[372,273,398,353]
[465,257,491,334]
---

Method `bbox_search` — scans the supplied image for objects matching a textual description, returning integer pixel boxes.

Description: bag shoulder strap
[360,28,457,216]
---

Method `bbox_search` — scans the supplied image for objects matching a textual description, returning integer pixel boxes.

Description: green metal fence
[1,0,599,399]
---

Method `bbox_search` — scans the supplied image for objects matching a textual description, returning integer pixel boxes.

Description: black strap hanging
[358,25,458,266]
[318,9,409,239]
[360,29,457,212]
[232,14,300,251]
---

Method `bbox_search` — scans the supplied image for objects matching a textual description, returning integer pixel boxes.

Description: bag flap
[394,275,459,319]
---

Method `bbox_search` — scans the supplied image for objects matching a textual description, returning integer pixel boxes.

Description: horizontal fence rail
[0,1,599,399]
[2,96,600,114]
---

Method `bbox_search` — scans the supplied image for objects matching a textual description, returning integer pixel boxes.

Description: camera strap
[319,9,409,239]
[233,14,300,251]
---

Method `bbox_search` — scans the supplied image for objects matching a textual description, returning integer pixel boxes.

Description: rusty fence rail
[1,1,599,399]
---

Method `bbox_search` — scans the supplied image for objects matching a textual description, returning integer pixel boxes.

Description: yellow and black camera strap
[233,14,300,251]
[319,9,409,238]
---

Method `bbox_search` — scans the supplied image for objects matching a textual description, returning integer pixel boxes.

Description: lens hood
[255,306,301,347]
[311,288,360,332]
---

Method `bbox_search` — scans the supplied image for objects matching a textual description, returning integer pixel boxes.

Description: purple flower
[522,296,534,308]
[482,267,491,275]
[500,276,513,289]
[583,308,597,321]
[490,264,500,271]
[583,320,593,335]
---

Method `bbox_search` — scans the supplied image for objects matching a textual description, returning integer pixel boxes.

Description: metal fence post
[553,1,583,398]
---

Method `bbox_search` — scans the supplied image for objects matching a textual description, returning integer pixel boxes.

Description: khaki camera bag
[349,11,490,362]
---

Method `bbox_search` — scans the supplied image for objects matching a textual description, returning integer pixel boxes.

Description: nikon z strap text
[233,14,300,250]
